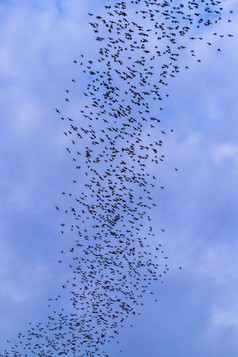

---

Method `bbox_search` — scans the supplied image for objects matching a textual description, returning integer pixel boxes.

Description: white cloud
[211,143,237,162]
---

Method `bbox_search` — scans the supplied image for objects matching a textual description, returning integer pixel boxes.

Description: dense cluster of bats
[2,0,233,356]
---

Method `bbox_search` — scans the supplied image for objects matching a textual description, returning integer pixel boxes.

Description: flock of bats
[2,0,233,356]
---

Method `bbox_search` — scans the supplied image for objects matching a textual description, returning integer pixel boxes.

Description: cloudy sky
[0,0,238,356]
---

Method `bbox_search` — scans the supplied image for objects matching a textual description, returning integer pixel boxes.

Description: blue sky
[0,0,238,356]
